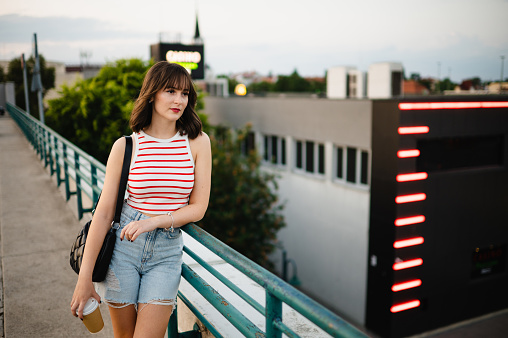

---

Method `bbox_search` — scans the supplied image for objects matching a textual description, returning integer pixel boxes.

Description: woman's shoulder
[189,132,211,155]
[190,132,210,146]
[110,135,135,157]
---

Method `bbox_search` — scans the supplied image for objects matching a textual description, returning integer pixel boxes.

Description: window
[241,132,255,156]
[306,141,314,173]
[349,75,357,98]
[281,139,286,165]
[318,144,325,174]
[295,139,325,176]
[347,147,357,183]
[264,135,269,161]
[296,141,303,169]
[263,135,287,166]
[336,147,343,179]
[336,146,369,186]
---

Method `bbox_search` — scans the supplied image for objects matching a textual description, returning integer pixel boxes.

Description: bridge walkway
[0,115,113,337]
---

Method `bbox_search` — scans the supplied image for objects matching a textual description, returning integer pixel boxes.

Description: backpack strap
[112,136,132,224]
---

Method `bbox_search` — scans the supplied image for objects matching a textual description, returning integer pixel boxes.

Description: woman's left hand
[120,218,159,242]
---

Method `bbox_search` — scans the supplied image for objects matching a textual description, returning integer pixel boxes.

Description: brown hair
[129,61,202,139]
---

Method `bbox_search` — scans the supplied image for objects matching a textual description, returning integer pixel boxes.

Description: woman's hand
[120,217,160,242]
[70,278,101,320]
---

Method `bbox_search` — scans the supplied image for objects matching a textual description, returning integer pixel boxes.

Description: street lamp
[500,56,505,94]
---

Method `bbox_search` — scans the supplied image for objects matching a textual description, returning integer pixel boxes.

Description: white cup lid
[83,298,99,316]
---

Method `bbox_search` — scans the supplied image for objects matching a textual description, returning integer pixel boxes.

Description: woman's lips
[171,108,180,113]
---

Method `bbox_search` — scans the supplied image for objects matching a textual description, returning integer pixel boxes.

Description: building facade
[203,95,508,337]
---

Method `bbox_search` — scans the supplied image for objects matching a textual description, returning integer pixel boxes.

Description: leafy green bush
[204,126,285,267]
[46,58,151,163]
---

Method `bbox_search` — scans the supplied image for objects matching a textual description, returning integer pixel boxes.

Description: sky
[0,0,507,82]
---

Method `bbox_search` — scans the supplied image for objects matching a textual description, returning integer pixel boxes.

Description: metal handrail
[7,103,105,218]
[7,103,368,338]
[177,223,367,338]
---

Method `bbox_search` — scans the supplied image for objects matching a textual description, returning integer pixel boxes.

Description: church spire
[193,13,202,44]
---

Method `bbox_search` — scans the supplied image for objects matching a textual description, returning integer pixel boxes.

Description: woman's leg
[133,304,173,338]
[108,304,137,338]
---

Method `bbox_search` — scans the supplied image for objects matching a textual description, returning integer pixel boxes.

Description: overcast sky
[1,0,507,82]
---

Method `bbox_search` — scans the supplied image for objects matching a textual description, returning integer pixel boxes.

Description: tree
[274,69,310,92]
[203,125,285,267]
[439,78,457,91]
[6,55,55,118]
[248,81,274,93]
[45,58,152,163]
[0,67,5,82]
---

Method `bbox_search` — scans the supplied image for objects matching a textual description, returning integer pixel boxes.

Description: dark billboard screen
[151,43,205,80]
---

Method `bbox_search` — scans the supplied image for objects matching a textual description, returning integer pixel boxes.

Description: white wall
[327,66,355,99]
[367,62,403,99]
[272,166,370,324]
[203,96,372,325]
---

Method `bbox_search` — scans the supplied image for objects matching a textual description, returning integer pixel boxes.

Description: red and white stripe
[126,131,194,214]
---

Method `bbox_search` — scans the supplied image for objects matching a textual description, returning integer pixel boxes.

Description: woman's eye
[182,92,189,96]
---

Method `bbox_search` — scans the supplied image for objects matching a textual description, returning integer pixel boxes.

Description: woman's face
[152,87,189,123]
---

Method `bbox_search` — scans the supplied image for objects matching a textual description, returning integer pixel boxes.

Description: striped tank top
[126,130,195,215]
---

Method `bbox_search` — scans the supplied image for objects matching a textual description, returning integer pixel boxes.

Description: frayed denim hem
[104,298,177,314]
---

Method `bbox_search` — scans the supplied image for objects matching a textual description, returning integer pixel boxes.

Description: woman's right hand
[70,277,101,320]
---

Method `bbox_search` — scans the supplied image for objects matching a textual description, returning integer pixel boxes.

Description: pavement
[0,114,113,337]
[0,113,507,337]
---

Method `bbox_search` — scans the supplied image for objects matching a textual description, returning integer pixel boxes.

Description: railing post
[49,133,55,175]
[168,306,178,338]
[43,128,49,168]
[55,136,63,186]
[90,164,99,206]
[63,144,71,200]
[266,291,282,338]
[38,125,43,160]
[74,152,84,219]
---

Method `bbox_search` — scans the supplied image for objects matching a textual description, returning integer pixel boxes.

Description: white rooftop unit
[367,62,404,99]
[327,66,355,99]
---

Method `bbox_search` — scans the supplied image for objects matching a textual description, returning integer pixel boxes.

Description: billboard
[151,43,205,80]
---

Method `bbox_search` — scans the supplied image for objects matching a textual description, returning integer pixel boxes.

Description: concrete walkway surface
[0,115,113,337]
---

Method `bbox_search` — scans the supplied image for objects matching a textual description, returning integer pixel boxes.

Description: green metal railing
[7,103,367,338]
[7,103,104,219]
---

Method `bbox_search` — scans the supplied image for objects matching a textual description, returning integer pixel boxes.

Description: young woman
[71,61,212,337]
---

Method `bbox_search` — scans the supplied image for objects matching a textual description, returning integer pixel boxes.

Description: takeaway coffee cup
[82,298,104,333]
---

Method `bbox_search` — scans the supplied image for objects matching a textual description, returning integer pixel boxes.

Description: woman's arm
[121,132,212,241]
[70,137,127,318]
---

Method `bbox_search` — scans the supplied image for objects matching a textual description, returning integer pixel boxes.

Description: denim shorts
[95,202,183,309]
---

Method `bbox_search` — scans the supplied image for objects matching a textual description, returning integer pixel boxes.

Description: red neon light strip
[396,172,428,182]
[392,279,422,292]
[396,193,426,204]
[397,149,420,158]
[393,258,423,270]
[395,215,425,226]
[390,300,421,313]
[398,126,429,134]
[394,237,424,248]
[399,101,508,110]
